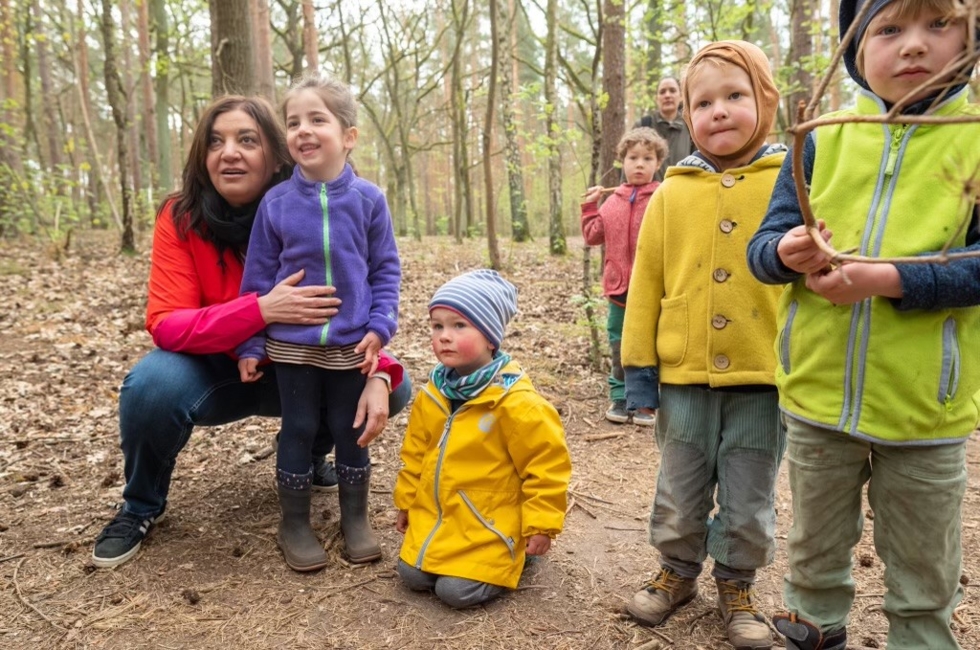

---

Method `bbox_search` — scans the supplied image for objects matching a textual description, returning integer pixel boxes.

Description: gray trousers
[396,560,507,608]
[650,384,784,582]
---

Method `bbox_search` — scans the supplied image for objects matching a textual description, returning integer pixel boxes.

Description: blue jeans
[118,348,412,518]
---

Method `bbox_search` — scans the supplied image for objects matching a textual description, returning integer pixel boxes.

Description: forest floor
[2,231,980,650]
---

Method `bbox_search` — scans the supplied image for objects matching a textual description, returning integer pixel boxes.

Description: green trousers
[606,301,625,401]
[783,416,966,650]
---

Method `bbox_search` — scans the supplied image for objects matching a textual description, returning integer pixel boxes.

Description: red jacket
[145,200,403,383]
[580,181,659,298]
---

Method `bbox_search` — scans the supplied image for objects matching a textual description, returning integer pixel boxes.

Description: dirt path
[1,232,978,649]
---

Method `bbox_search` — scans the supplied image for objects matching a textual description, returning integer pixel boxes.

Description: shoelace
[718,582,759,614]
[645,568,685,593]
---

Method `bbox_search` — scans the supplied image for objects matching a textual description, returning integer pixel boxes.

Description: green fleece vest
[776,91,980,444]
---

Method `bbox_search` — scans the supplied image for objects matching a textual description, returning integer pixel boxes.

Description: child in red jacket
[581,127,667,425]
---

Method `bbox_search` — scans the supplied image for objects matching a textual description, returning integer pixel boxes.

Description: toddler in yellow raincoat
[393,269,572,608]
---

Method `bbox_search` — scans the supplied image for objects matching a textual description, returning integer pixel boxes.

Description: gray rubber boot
[337,464,382,564]
[276,484,328,572]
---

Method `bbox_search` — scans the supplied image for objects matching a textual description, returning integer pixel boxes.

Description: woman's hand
[257,269,341,325]
[354,376,390,447]
[395,510,408,534]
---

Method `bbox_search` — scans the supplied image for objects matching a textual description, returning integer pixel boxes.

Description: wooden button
[714,354,731,370]
[719,219,734,233]
[712,268,730,282]
[712,315,728,330]
[721,174,737,188]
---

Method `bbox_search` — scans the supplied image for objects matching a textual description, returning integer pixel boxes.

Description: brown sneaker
[626,567,698,627]
[716,579,772,650]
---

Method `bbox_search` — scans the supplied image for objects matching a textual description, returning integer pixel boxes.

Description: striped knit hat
[429,269,518,350]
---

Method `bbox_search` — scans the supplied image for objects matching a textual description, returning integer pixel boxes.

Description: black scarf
[199,190,261,262]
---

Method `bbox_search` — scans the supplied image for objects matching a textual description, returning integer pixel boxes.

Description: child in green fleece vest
[747,1,980,648]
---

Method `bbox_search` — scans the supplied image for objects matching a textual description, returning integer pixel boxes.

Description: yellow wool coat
[394,361,571,589]
[622,154,785,391]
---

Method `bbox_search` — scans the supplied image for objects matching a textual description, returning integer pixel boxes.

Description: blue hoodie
[237,163,400,359]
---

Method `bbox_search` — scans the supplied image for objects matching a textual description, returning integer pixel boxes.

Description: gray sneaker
[92,506,166,568]
[605,400,630,424]
[312,457,338,492]
[632,410,656,427]
[626,567,698,627]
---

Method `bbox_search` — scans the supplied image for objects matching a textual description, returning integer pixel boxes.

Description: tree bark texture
[483,0,500,269]
[101,0,134,252]
[500,0,529,242]
[545,0,565,255]
[599,0,625,189]
[210,0,255,97]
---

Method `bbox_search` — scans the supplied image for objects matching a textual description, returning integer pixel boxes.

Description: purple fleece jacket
[237,163,400,360]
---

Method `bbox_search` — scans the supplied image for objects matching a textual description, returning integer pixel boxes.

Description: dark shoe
[716,579,772,650]
[91,505,166,568]
[605,400,630,424]
[277,485,328,572]
[312,457,338,492]
[337,464,382,564]
[626,567,698,626]
[772,613,846,650]
[632,410,656,427]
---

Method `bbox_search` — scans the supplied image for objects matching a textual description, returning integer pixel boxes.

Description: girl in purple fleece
[237,73,401,572]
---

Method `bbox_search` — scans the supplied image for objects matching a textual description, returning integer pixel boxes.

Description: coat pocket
[937,317,960,407]
[656,295,688,367]
[458,490,516,561]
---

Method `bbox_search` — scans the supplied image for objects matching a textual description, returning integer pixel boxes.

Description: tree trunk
[137,0,158,188]
[644,0,662,99]
[544,0,565,255]
[33,0,61,171]
[152,0,171,190]
[599,0,625,189]
[102,0,135,252]
[251,0,275,100]
[786,0,814,129]
[121,0,144,219]
[499,0,529,242]
[449,0,470,243]
[483,0,500,269]
[301,0,318,72]
[210,0,255,97]
[828,0,841,111]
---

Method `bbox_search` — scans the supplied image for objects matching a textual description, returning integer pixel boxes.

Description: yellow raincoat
[394,361,571,589]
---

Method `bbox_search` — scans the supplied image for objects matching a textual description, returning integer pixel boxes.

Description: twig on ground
[604,525,645,532]
[0,553,26,564]
[12,557,67,631]
[569,490,615,506]
[583,431,627,442]
[686,608,715,633]
[572,500,597,519]
[33,540,71,549]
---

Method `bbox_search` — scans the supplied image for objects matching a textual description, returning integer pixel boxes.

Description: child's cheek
[454,337,480,358]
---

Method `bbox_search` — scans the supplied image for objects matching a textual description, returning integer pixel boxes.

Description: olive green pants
[783,416,966,650]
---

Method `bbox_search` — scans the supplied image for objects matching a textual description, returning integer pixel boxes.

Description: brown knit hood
[682,40,780,170]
